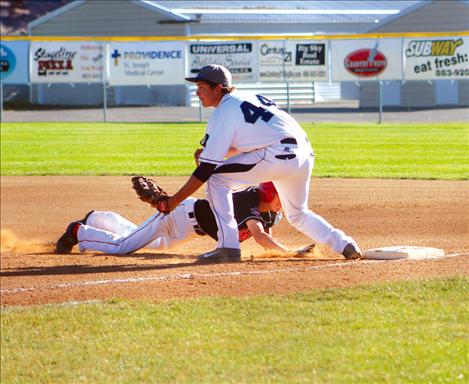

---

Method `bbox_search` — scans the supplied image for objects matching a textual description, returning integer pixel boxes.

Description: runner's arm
[246,219,289,252]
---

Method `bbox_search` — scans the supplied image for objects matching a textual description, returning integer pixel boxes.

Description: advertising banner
[188,42,258,83]
[30,41,104,83]
[331,39,402,81]
[258,40,328,82]
[404,36,469,80]
[107,42,185,85]
[1,41,29,84]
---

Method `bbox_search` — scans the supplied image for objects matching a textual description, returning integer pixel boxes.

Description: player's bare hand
[194,148,203,166]
[295,243,316,256]
[153,195,177,214]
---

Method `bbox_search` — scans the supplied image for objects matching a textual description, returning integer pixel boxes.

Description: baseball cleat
[342,243,362,260]
[54,221,81,254]
[197,247,241,262]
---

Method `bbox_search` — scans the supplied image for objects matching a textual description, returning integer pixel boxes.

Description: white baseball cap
[185,65,232,87]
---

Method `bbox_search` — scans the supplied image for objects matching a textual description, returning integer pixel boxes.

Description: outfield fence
[1,31,469,123]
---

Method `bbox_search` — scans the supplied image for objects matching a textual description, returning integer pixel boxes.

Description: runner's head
[259,182,282,211]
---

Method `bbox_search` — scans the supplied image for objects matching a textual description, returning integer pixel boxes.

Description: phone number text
[435,69,469,77]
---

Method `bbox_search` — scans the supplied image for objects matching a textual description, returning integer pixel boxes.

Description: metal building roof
[23,0,430,37]
[367,0,469,32]
[152,1,423,24]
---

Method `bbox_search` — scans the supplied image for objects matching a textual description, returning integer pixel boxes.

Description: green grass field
[1,278,468,383]
[1,122,468,382]
[1,122,468,179]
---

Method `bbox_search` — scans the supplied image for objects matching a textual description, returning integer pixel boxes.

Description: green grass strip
[1,122,468,179]
[2,277,468,383]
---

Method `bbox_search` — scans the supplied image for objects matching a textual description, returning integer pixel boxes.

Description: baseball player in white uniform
[157,64,362,262]
[55,183,304,256]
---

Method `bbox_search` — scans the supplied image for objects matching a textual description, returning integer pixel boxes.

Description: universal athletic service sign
[188,42,258,83]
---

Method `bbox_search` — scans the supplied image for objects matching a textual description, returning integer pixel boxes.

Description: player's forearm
[253,232,289,252]
[168,161,216,211]
[171,175,204,206]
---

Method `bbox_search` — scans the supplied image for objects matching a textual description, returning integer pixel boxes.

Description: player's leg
[78,199,198,254]
[207,144,359,256]
[86,210,172,250]
[86,211,137,235]
[206,146,298,250]
[77,211,169,254]
[274,156,358,254]
[206,148,268,250]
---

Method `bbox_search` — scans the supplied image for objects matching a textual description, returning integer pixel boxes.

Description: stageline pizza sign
[259,41,328,82]
[188,42,258,82]
[30,42,104,83]
[331,39,402,81]
[403,36,469,80]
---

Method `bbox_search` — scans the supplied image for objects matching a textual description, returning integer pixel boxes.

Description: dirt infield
[1,176,468,307]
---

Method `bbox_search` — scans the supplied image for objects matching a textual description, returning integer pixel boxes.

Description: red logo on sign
[37,59,73,76]
[344,48,387,77]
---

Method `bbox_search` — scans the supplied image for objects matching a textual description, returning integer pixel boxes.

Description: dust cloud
[251,244,338,260]
[1,230,53,254]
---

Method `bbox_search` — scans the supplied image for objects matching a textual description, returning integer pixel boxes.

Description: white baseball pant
[77,197,200,254]
[207,140,355,253]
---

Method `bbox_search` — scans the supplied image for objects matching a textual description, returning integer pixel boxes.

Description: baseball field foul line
[1,253,467,295]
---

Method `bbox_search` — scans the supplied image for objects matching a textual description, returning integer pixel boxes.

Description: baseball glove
[131,176,170,213]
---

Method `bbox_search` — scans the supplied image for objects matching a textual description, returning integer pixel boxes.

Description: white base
[363,246,445,260]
